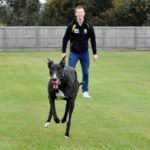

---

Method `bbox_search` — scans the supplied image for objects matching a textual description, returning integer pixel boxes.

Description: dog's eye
[50,68,53,75]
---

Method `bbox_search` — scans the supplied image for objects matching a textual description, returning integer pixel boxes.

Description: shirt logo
[84,29,87,34]
[74,29,79,34]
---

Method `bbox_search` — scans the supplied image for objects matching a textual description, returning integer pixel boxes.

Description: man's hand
[93,54,98,62]
[62,53,67,58]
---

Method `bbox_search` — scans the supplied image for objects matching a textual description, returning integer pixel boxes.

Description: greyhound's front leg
[45,106,52,128]
[50,97,60,124]
[64,101,75,138]
[45,95,53,128]
[61,101,70,123]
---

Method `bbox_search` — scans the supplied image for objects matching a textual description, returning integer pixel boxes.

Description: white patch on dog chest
[56,90,66,99]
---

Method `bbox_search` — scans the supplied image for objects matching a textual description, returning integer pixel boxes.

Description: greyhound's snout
[51,73,57,81]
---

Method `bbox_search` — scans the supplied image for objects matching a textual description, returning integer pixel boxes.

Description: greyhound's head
[47,56,66,89]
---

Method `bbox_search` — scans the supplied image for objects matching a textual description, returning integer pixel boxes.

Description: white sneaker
[83,91,91,98]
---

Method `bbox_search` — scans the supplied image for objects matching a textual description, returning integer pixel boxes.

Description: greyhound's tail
[79,81,86,86]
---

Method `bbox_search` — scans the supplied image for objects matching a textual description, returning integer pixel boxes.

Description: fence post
[36,27,40,51]
[102,27,105,50]
[135,27,138,50]
[3,28,7,51]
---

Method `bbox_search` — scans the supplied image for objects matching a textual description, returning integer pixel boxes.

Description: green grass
[0,51,150,150]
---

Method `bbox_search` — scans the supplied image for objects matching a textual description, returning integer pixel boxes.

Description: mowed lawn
[0,51,150,150]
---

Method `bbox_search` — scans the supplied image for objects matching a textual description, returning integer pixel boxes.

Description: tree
[39,0,86,25]
[113,0,123,8]
[0,0,6,25]
[85,0,114,25]
[0,0,41,26]
[39,0,114,26]
[110,0,150,26]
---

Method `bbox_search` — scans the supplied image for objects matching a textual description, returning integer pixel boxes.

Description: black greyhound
[45,56,82,138]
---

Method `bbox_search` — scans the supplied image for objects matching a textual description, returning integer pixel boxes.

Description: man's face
[75,8,85,20]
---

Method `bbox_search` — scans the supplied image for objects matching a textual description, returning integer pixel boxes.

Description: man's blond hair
[75,5,85,12]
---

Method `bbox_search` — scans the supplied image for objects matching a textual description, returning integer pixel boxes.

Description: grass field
[0,51,150,150]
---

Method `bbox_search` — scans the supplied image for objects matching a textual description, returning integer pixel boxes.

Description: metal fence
[0,26,150,51]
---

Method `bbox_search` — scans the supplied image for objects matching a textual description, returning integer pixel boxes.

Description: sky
[40,0,46,3]
[0,0,46,6]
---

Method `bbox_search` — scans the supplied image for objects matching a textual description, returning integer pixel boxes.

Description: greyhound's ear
[47,58,53,68]
[59,56,66,68]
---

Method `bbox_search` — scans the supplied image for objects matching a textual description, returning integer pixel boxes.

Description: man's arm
[62,24,72,57]
[88,23,98,61]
